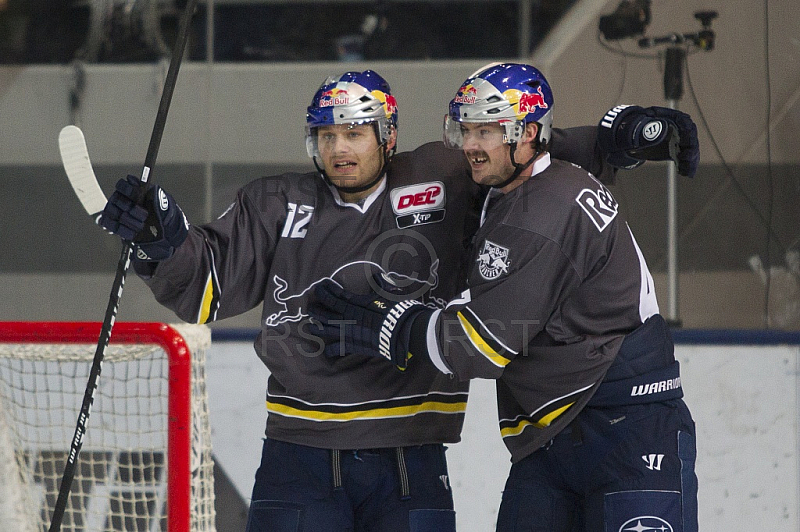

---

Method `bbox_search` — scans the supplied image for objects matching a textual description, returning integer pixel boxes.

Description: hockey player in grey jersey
[101,67,698,531]
[311,64,698,531]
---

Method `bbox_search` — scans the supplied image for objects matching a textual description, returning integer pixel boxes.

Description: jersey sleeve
[141,183,279,324]
[418,227,581,380]
[550,126,616,184]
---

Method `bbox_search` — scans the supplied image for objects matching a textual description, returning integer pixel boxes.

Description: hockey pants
[246,438,456,532]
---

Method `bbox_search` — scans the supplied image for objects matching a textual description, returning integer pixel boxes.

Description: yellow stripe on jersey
[266,400,467,422]
[197,273,215,324]
[499,402,575,438]
[535,402,574,428]
[457,311,512,367]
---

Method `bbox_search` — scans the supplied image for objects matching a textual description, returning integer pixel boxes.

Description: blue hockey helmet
[444,63,553,150]
[305,70,398,159]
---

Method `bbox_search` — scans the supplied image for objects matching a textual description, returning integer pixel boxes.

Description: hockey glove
[100,174,189,262]
[598,105,699,178]
[308,279,432,370]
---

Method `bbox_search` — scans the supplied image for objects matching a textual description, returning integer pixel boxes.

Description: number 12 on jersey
[281,202,315,239]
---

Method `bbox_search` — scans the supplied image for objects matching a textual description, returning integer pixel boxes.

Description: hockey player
[100,69,698,532]
[310,64,698,532]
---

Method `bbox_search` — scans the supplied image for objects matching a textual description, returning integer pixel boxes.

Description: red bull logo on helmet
[319,88,350,107]
[517,86,549,114]
[384,93,398,116]
[369,90,398,120]
[454,84,478,104]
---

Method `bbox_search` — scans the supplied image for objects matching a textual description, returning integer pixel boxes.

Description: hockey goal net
[0,322,216,532]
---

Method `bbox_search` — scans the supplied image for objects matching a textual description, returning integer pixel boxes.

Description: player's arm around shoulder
[550,125,616,184]
[398,141,471,179]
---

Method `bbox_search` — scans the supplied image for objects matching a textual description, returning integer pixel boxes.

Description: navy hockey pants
[495,399,697,532]
[245,438,456,532]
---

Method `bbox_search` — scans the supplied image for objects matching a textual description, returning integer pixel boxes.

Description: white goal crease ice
[0,322,216,532]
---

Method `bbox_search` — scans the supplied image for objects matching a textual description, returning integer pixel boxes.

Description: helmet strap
[312,156,332,185]
[491,142,540,190]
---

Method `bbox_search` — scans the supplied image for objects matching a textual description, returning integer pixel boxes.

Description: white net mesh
[0,323,215,532]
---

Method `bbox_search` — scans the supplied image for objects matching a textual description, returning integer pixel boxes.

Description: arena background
[1,0,798,529]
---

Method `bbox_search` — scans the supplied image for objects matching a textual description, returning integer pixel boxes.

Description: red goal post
[0,322,215,532]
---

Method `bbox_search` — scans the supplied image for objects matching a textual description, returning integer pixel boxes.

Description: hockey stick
[58,125,107,225]
[48,1,198,530]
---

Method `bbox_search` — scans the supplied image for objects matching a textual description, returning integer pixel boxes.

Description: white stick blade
[58,125,108,218]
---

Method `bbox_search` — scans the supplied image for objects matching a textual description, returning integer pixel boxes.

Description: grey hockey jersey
[418,154,658,461]
[141,131,611,450]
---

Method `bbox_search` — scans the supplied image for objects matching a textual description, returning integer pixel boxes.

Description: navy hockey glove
[100,174,189,262]
[308,279,432,370]
[598,105,699,178]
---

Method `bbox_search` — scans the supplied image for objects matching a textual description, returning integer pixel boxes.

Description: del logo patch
[390,182,446,228]
[575,183,618,232]
[477,240,511,280]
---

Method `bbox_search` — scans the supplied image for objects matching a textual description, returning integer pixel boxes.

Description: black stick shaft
[142,1,197,182]
[48,243,131,532]
[48,1,198,530]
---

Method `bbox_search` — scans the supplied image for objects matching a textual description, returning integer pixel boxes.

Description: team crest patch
[477,240,511,280]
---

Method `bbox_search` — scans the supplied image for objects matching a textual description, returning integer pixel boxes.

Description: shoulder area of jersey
[538,159,620,223]
[507,160,621,234]
[535,158,607,193]
[241,171,322,199]
[392,141,463,168]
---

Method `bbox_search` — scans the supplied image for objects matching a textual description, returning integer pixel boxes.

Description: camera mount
[637,10,718,52]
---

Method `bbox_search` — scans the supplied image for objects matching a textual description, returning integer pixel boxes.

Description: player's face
[316,123,385,195]
[460,122,516,187]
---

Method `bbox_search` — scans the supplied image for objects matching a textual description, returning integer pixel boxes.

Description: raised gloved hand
[100,174,189,262]
[308,278,432,370]
[598,105,699,178]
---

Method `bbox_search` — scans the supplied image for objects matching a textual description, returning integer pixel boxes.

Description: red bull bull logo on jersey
[319,88,350,107]
[517,87,549,114]
[454,84,478,104]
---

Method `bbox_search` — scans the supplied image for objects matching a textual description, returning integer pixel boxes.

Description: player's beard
[325,143,386,200]
[465,147,514,187]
